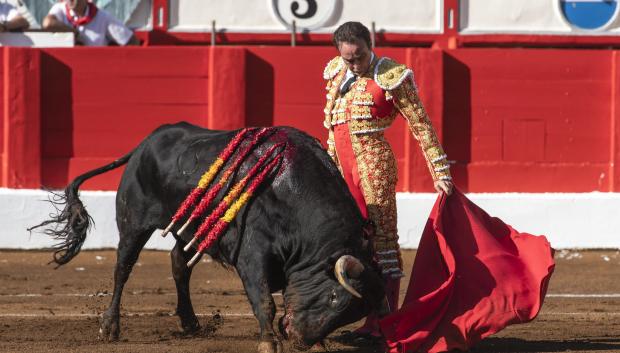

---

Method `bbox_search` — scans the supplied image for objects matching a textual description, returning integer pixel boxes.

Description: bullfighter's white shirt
[0,3,19,22]
[48,3,133,46]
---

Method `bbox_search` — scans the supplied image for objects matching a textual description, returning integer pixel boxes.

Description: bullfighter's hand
[434,180,453,195]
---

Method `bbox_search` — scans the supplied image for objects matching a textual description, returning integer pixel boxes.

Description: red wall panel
[445,49,613,192]
[2,48,41,188]
[0,52,3,155]
[39,47,210,189]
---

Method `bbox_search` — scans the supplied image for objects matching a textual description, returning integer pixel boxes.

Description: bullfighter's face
[338,39,373,76]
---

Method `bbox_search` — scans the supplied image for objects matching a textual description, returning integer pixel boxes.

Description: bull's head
[279,254,385,349]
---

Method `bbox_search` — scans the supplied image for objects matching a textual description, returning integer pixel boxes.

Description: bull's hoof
[257,340,284,353]
[178,319,201,336]
[99,311,120,342]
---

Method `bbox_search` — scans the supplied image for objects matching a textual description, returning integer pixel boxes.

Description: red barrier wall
[0,52,4,159]
[39,47,212,189]
[1,46,618,192]
[3,47,40,188]
[444,49,614,192]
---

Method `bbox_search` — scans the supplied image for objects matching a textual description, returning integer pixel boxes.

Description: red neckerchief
[65,2,98,27]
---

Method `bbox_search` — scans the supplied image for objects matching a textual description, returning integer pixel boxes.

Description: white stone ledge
[2,189,618,250]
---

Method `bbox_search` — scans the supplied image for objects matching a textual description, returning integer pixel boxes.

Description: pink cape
[379,189,555,353]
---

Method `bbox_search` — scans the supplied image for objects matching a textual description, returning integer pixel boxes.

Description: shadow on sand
[469,337,620,352]
[327,336,620,353]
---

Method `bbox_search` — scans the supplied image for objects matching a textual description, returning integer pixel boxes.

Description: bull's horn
[334,255,364,299]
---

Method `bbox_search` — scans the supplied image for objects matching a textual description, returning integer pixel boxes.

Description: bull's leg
[170,241,200,334]
[100,228,152,341]
[237,266,283,353]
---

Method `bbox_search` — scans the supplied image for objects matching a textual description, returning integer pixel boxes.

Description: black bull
[30,122,385,352]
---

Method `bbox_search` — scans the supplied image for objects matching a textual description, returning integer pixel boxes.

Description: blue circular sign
[560,0,619,30]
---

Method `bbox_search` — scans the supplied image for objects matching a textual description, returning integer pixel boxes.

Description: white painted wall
[397,193,620,249]
[5,189,618,251]
[0,32,74,47]
[168,0,441,33]
[6,189,175,251]
[126,0,153,29]
[461,0,620,34]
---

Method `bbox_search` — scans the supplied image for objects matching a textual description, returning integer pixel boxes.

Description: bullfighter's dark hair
[332,21,371,50]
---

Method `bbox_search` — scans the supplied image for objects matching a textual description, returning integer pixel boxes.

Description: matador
[323,22,452,336]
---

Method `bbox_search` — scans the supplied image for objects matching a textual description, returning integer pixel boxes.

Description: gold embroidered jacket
[323,55,451,183]
[322,55,451,278]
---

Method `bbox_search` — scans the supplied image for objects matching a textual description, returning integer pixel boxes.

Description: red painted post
[2,47,41,188]
[152,0,169,31]
[610,51,620,191]
[208,47,247,130]
[434,0,460,49]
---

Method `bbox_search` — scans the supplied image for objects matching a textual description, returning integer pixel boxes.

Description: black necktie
[340,75,357,95]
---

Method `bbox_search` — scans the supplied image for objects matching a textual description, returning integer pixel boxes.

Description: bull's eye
[329,289,339,306]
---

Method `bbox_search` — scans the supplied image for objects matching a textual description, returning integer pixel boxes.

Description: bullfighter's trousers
[333,124,400,330]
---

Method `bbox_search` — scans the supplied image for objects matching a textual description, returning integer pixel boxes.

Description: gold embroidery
[349,116,395,134]
[349,104,372,120]
[326,128,339,167]
[391,78,451,181]
[323,56,343,80]
[323,65,347,129]
[354,78,368,92]
[351,92,374,106]
[375,57,412,90]
[350,133,402,275]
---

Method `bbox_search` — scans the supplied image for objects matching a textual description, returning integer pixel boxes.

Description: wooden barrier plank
[72,77,208,104]
[2,47,41,188]
[208,46,246,130]
[467,163,610,192]
[41,47,210,77]
[0,52,3,155]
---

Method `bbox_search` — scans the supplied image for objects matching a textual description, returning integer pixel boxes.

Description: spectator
[0,2,30,32]
[42,0,139,46]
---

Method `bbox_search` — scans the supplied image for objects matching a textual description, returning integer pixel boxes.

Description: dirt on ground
[0,249,619,353]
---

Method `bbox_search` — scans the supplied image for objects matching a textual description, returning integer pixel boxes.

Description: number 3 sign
[271,0,339,30]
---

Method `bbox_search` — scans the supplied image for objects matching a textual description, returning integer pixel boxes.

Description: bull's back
[115,122,342,231]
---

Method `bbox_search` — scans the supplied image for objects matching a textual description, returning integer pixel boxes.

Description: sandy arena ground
[0,249,619,353]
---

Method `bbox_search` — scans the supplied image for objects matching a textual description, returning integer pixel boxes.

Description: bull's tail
[28,151,134,267]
